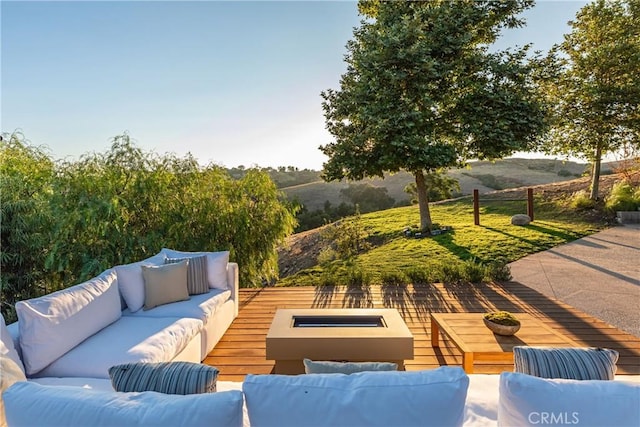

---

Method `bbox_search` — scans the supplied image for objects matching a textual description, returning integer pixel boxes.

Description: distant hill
[281,158,614,211]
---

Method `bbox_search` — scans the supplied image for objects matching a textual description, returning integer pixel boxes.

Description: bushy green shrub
[320,209,372,262]
[485,260,512,282]
[1,132,56,322]
[436,262,464,284]
[571,190,596,210]
[380,270,409,286]
[345,265,372,287]
[605,180,640,212]
[460,259,486,284]
[2,133,297,315]
[319,270,339,287]
[405,267,432,284]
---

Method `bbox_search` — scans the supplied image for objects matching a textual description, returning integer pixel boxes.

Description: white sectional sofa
[2,253,640,426]
[5,249,239,380]
[1,366,639,427]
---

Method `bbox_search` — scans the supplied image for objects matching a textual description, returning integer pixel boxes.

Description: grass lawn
[277,195,605,286]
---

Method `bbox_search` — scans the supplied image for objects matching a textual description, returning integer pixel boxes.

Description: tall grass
[605,181,640,212]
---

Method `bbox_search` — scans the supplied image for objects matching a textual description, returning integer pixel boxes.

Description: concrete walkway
[509,224,640,337]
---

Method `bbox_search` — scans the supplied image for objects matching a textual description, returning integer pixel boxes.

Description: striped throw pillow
[109,362,219,394]
[513,346,618,380]
[165,256,209,295]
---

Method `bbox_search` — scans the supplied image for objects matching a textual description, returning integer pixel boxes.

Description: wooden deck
[205,282,640,381]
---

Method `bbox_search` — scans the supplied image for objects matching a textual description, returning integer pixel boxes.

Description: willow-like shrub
[2,133,297,322]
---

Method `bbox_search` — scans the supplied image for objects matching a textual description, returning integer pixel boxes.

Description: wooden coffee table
[430,313,579,373]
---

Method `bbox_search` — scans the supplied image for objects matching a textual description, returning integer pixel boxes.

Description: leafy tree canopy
[542,0,640,199]
[320,0,547,230]
[405,169,461,203]
[340,183,395,213]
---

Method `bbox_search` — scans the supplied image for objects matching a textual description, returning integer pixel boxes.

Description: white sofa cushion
[123,288,231,323]
[16,269,121,376]
[243,366,469,427]
[1,356,27,427]
[498,371,640,427]
[114,253,166,313]
[35,316,203,379]
[30,377,114,391]
[1,315,24,375]
[3,381,243,427]
[160,248,230,290]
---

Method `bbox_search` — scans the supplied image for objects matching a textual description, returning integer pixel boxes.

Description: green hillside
[276,171,627,287]
[281,158,611,211]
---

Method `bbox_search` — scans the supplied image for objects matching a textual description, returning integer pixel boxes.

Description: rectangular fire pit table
[430,313,579,373]
[266,308,414,374]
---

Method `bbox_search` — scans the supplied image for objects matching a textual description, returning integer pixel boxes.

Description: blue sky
[2,1,588,170]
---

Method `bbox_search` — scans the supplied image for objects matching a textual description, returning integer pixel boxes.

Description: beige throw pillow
[142,261,190,310]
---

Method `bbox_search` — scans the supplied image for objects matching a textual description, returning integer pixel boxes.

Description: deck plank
[206,282,640,380]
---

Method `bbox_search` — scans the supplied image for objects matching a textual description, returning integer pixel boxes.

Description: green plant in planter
[483,311,520,326]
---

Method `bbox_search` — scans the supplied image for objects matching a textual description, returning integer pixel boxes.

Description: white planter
[616,211,640,224]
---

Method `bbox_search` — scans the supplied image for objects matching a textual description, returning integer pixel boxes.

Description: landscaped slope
[277,172,627,286]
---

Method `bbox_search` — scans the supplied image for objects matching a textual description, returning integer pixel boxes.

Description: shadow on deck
[205,281,640,381]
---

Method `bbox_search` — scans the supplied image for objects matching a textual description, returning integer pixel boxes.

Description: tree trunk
[589,143,603,200]
[414,170,432,231]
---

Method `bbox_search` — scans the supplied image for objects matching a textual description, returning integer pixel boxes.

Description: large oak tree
[542,0,639,200]
[320,0,546,230]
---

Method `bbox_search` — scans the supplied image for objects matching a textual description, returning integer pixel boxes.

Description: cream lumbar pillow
[1,355,27,427]
[142,261,190,310]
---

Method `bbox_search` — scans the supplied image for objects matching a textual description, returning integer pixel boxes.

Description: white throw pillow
[160,248,230,290]
[498,372,640,427]
[114,253,166,312]
[16,270,121,376]
[1,356,27,427]
[243,366,469,427]
[3,381,243,427]
[0,316,24,375]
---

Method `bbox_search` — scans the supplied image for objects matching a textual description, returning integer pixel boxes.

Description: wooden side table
[430,313,579,373]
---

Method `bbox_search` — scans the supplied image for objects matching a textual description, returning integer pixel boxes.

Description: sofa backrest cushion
[0,315,24,375]
[16,269,121,376]
[498,372,640,427]
[3,381,243,427]
[114,253,167,313]
[160,248,229,290]
[243,366,469,427]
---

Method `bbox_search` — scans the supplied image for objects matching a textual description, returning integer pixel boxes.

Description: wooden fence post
[473,189,480,226]
[527,188,534,221]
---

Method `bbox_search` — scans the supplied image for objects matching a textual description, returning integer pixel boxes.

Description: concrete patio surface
[509,224,640,337]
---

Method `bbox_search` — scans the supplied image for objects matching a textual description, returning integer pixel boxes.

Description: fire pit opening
[293,315,386,328]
